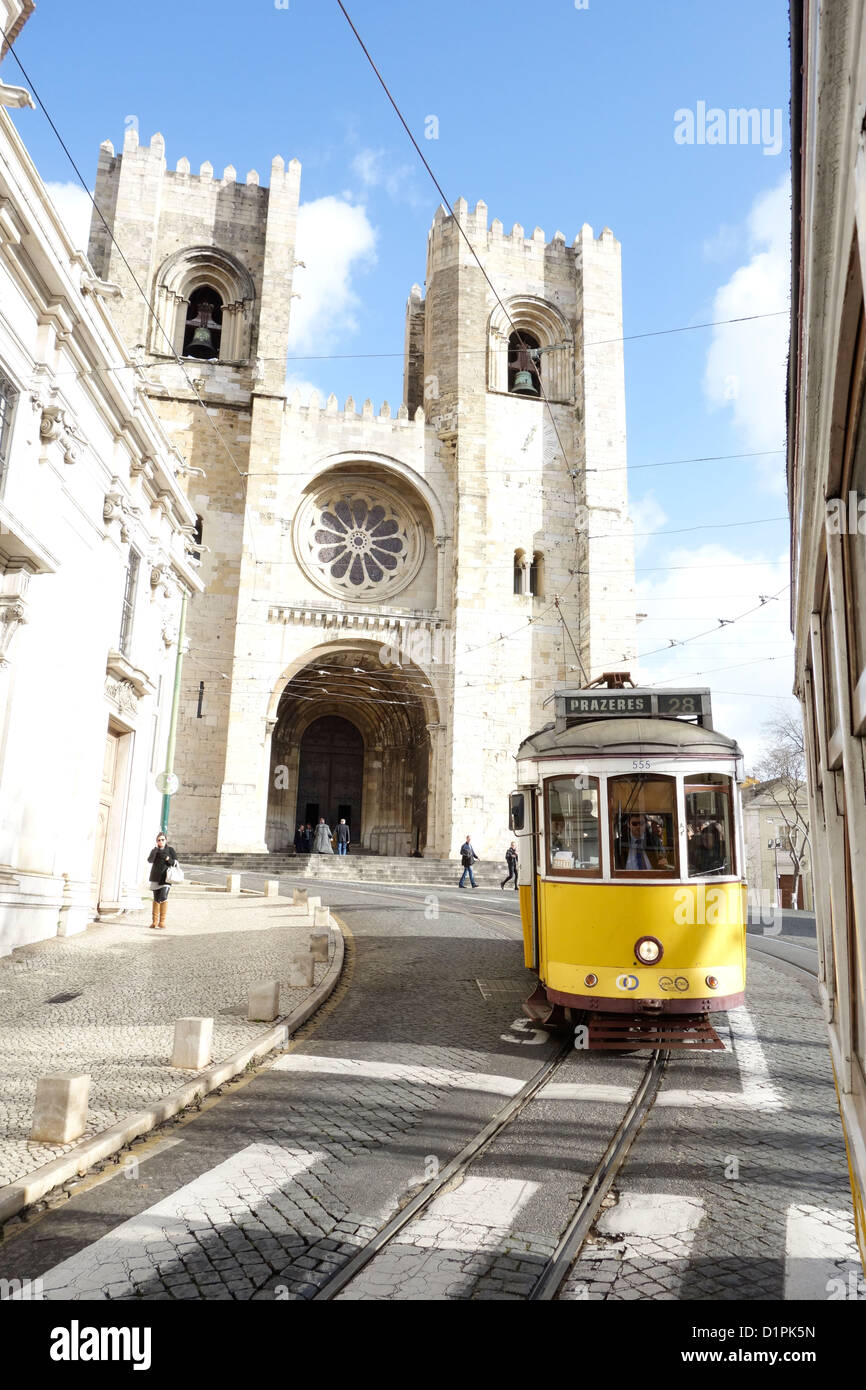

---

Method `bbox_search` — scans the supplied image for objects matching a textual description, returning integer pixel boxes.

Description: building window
[183,286,223,359]
[119,549,140,655]
[513,550,525,595]
[529,551,543,597]
[191,515,204,563]
[0,367,18,489]
[488,297,574,401]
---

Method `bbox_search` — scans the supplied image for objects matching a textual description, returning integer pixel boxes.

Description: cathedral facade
[88,128,637,860]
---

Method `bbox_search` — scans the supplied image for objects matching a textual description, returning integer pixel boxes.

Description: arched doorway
[266,645,439,855]
[296,715,363,831]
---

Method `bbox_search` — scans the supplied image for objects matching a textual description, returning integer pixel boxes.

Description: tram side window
[685,775,735,877]
[545,777,600,874]
[609,776,677,875]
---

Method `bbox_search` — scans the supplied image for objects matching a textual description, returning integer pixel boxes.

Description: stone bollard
[171,1017,213,1070]
[287,954,315,988]
[31,1073,91,1144]
[292,888,308,907]
[310,931,330,963]
[264,879,280,898]
[306,895,322,913]
[248,981,280,1021]
[313,905,330,928]
[226,873,241,895]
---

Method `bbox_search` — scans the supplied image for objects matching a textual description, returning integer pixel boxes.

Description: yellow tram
[510,678,747,1046]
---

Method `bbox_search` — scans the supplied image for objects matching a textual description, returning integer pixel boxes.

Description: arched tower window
[151,245,256,362]
[513,549,526,595]
[529,551,543,597]
[508,331,541,396]
[183,287,223,360]
[489,297,574,402]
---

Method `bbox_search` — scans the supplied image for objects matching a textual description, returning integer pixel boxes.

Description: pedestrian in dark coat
[294,824,305,853]
[147,832,177,929]
[501,841,519,890]
[303,823,313,852]
[458,835,479,888]
[336,819,350,855]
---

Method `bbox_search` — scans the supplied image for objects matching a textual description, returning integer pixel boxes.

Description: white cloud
[629,492,668,556]
[632,541,796,766]
[287,196,377,357]
[45,181,93,252]
[703,177,791,491]
[351,148,422,206]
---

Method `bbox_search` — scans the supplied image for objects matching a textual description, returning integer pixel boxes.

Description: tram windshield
[609,776,678,875]
[545,776,600,873]
[685,774,735,876]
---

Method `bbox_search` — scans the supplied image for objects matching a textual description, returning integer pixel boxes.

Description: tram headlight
[634,936,663,965]
[584,973,598,988]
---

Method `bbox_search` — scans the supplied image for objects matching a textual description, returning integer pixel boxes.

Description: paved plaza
[0,884,334,1189]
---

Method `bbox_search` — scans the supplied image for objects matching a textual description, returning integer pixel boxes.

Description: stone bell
[185,299,221,360]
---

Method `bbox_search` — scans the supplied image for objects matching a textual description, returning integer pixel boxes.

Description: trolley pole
[160,589,188,835]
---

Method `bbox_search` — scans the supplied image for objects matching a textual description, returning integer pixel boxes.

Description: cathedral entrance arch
[266,643,440,855]
[295,715,363,832]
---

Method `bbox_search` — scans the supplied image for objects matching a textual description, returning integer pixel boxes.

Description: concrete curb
[0,918,345,1229]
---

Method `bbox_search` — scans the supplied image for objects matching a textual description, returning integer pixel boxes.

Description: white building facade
[0,1,202,953]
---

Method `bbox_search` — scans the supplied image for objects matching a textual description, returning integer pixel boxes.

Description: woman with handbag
[147,831,179,928]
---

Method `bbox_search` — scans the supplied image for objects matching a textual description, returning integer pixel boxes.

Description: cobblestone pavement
[0,880,861,1305]
[0,886,330,1185]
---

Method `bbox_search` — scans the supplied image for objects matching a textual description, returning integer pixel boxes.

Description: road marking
[28,1144,323,1300]
[784,1204,864,1300]
[336,1175,539,1300]
[274,1053,526,1097]
[561,1192,705,1301]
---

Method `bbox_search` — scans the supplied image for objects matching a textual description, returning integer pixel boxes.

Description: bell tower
[88,128,302,849]
[404,199,636,853]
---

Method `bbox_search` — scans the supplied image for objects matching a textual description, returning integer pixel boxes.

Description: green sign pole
[160,589,188,834]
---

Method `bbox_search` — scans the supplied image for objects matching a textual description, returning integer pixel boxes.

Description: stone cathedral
[87,128,636,860]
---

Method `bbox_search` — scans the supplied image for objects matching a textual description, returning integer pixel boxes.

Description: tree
[752,707,811,907]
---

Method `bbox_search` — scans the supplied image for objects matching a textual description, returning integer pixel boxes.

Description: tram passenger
[689,823,725,876]
[615,812,669,871]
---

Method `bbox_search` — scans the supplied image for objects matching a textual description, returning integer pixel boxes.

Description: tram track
[312,1038,670,1302]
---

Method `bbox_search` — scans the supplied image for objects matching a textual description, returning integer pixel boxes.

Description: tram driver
[616,812,670,872]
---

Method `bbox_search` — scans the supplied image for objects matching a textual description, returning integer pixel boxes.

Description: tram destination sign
[555,687,712,729]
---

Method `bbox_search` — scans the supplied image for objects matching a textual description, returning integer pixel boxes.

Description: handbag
[166,862,184,884]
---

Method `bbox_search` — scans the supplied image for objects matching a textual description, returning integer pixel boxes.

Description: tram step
[585,1013,726,1051]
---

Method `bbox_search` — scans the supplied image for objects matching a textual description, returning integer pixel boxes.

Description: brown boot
[150,899,159,928]
[158,899,168,929]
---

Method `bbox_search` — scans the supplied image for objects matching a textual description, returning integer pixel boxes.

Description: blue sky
[9,0,793,760]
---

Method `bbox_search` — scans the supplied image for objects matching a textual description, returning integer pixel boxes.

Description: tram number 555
[632,759,651,771]
[501,1018,547,1045]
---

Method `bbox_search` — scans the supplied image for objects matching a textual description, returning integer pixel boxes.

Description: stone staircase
[182,851,510,890]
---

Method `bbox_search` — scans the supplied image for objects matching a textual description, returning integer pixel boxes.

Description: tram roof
[517,717,742,760]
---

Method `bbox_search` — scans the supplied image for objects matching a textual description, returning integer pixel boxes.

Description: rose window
[294,481,424,600]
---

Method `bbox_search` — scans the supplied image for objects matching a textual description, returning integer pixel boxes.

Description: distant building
[85,130,637,860]
[789,0,866,1262]
[741,780,812,911]
[0,0,202,953]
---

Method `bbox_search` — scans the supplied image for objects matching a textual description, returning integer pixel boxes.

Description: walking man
[458,834,479,888]
[501,841,519,890]
[336,818,350,855]
[313,817,334,854]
